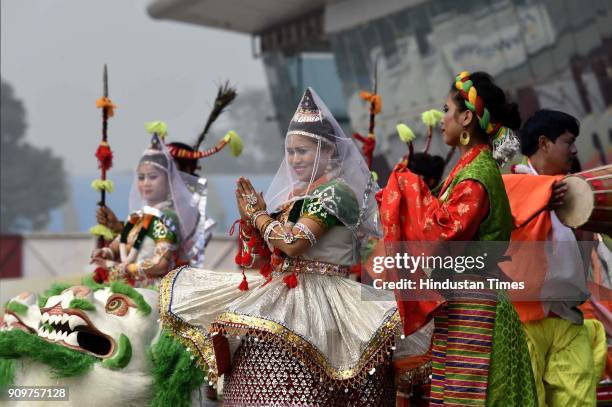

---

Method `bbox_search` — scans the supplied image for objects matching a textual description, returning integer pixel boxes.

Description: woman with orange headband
[379,71,537,405]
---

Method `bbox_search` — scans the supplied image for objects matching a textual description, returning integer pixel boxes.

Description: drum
[556,164,612,233]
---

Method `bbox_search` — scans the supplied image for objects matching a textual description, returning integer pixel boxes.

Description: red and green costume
[379,145,537,406]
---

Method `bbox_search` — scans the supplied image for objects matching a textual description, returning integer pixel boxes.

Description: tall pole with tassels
[90,65,117,248]
[353,60,381,172]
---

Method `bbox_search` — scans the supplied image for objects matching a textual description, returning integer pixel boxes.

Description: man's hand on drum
[549,180,568,210]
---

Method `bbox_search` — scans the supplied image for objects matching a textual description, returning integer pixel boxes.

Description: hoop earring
[459,130,471,146]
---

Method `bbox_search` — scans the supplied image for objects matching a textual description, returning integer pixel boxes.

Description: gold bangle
[259,218,274,236]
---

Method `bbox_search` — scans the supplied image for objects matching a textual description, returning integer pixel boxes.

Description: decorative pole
[421,109,444,154]
[90,64,117,247]
[396,123,416,166]
[353,61,381,171]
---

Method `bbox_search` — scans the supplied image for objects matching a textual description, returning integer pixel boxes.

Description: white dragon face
[1,291,41,333]
[37,283,159,372]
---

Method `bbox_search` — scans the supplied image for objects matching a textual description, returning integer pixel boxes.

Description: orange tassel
[96,97,116,117]
[283,272,298,289]
[238,273,249,291]
[359,91,382,114]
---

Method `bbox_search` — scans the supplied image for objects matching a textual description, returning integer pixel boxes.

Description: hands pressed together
[235,177,266,222]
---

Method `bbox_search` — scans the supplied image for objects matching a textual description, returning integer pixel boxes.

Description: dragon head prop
[34,281,158,372]
[1,280,206,407]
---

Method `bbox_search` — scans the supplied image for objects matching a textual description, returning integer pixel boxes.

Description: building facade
[149,0,612,171]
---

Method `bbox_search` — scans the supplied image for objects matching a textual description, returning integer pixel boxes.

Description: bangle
[259,218,274,236]
[263,220,281,245]
[251,210,268,226]
[295,222,316,247]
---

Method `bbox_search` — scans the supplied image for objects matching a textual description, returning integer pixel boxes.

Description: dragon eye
[105,294,130,316]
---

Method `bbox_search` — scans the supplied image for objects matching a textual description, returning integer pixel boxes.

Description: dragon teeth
[65,332,79,346]
[68,315,86,330]
[41,312,50,323]
[61,314,69,324]
[49,315,60,325]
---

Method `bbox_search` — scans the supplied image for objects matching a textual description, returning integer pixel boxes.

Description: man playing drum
[501,109,607,407]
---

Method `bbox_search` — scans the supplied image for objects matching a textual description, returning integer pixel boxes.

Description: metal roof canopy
[147,0,327,34]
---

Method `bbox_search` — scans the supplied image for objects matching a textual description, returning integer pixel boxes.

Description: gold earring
[459,130,471,146]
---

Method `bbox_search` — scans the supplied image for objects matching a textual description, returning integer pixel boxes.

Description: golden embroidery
[453,219,462,233]
[383,210,392,224]
[211,311,401,388]
[387,190,399,204]
[158,268,219,383]
[422,195,433,206]
[390,224,398,238]
[457,203,470,216]
[424,218,434,231]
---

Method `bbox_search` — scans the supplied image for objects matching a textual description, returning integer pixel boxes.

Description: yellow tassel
[371,171,379,182]
[91,179,115,193]
[421,109,444,128]
[89,224,116,241]
[223,131,243,157]
[396,124,416,143]
[144,121,168,139]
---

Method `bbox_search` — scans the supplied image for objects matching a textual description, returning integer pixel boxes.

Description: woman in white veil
[91,132,198,287]
[158,88,431,405]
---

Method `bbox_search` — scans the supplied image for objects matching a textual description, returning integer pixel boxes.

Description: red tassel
[95,143,114,171]
[93,267,108,283]
[241,251,252,265]
[260,262,272,279]
[350,264,362,275]
[238,272,249,291]
[247,238,256,249]
[283,272,298,289]
[271,249,283,267]
[234,251,243,265]
[260,244,271,258]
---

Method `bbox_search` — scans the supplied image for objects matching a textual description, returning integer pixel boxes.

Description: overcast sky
[1,0,268,175]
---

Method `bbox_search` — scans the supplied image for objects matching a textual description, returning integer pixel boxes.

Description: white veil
[128,133,199,255]
[264,87,381,244]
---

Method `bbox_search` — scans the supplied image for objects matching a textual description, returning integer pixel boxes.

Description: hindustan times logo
[371,253,488,274]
